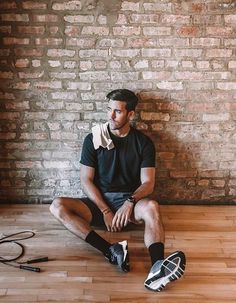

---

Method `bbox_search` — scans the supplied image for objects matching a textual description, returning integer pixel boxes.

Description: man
[50,89,186,291]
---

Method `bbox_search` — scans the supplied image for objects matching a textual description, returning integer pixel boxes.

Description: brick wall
[0,0,236,204]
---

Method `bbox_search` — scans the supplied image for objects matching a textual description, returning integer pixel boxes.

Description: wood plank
[0,204,236,302]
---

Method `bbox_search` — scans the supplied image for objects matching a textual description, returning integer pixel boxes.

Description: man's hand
[112,201,134,231]
[102,209,115,232]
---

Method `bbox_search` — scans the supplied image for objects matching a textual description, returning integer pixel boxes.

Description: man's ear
[128,110,135,120]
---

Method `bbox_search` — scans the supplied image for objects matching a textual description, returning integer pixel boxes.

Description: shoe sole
[144,251,186,292]
[119,240,130,272]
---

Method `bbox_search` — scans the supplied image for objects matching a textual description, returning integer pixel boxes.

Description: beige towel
[92,122,114,150]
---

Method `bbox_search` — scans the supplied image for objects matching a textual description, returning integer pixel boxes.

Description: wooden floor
[0,204,236,303]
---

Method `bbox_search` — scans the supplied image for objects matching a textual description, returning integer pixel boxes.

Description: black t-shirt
[80,126,156,193]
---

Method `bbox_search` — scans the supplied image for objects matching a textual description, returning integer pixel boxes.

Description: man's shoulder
[131,127,154,144]
[82,132,93,146]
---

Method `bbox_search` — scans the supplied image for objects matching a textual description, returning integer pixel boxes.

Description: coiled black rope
[0,231,48,272]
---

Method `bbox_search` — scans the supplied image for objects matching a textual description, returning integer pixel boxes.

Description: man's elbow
[146,181,155,195]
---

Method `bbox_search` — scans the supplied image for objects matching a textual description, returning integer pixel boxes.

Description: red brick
[170,170,197,178]
[47,49,75,57]
[207,26,233,36]
[143,26,171,36]
[67,82,91,90]
[14,48,44,57]
[19,71,44,79]
[206,49,233,57]
[0,162,11,169]
[224,39,236,47]
[127,37,156,48]
[0,71,13,79]
[113,26,140,36]
[141,111,170,121]
[15,59,30,68]
[192,38,220,47]
[22,1,47,9]
[66,38,96,48]
[177,26,200,37]
[194,15,222,25]
[51,92,77,100]
[225,15,236,23]
[52,1,82,10]
[17,26,45,34]
[0,26,11,33]
[217,82,236,90]
[34,81,62,89]
[0,92,15,99]
[11,82,30,90]
[174,49,202,57]
[49,26,59,34]
[1,14,29,21]
[186,103,216,112]
[3,38,30,45]
[130,14,159,23]
[0,133,16,140]
[64,15,94,23]
[113,49,140,58]
[143,2,172,12]
[50,72,76,79]
[79,71,109,81]
[0,49,10,56]
[175,71,203,80]
[98,39,124,48]
[35,38,63,45]
[121,1,140,11]
[156,82,183,90]
[32,15,58,22]
[5,101,30,110]
[0,112,20,120]
[82,26,109,35]
[15,161,42,169]
[64,25,81,36]
[161,14,190,24]
[0,2,17,9]
[142,48,171,57]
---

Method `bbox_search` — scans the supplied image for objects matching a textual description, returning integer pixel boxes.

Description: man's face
[107,100,133,131]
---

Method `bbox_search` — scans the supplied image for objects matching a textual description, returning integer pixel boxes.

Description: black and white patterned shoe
[144,251,186,291]
[106,240,130,272]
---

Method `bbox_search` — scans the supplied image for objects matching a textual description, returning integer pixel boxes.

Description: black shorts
[80,192,132,226]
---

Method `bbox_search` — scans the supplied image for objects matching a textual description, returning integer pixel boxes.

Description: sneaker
[106,240,130,272]
[144,251,186,292]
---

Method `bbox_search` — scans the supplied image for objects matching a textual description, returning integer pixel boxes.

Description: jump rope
[0,231,49,272]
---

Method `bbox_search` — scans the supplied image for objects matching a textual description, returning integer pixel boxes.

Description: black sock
[148,242,165,265]
[85,230,111,256]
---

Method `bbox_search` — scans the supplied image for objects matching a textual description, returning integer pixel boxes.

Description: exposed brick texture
[0,0,236,204]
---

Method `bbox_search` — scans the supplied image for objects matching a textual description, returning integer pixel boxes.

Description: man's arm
[80,164,116,231]
[131,167,155,202]
[112,167,155,230]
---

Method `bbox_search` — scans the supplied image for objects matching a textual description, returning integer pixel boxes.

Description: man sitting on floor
[50,89,186,291]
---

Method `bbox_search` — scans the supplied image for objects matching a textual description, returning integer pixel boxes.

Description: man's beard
[109,119,129,130]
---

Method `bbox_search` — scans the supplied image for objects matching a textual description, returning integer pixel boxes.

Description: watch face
[128,196,135,203]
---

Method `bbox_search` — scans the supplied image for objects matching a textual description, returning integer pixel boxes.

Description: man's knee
[49,197,67,219]
[143,200,161,218]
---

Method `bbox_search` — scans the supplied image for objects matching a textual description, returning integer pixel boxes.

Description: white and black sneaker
[106,240,130,272]
[144,251,186,291]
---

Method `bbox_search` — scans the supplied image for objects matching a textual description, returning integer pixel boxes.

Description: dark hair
[106,89,138,112]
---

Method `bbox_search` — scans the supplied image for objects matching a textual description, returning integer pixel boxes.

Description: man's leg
[133,199,186,291]
[50,197,113,255]
[49,197,130,272]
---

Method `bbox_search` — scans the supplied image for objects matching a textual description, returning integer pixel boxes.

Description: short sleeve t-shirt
[80,127,155,193]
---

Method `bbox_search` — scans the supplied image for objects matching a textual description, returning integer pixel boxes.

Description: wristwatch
[127,196,136,204]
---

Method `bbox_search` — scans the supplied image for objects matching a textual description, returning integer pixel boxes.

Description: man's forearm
[131,182,154,202]
[81,180,110,213]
